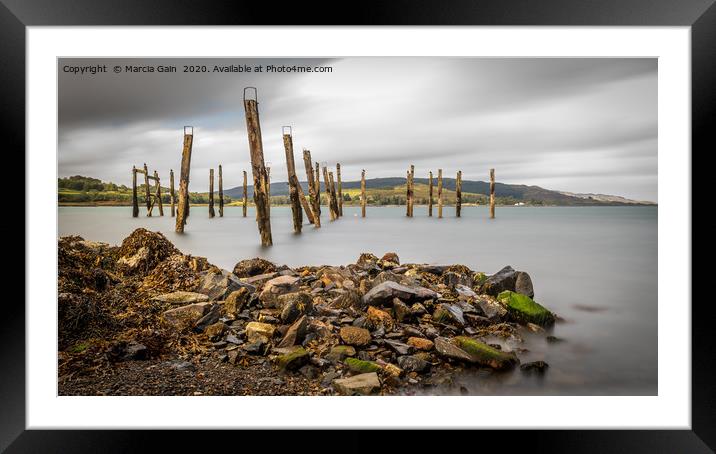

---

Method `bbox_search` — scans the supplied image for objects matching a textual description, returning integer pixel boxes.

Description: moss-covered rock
[345,357,381,373]
[453,336,518,370]
[274,346,309,370]
[497,290,554,326]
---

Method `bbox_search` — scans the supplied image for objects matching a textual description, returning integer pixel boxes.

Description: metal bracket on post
[184,126,193,136]
[282,125,292,136]
[244,87,258,102]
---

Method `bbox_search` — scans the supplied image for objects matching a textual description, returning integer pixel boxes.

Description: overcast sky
[58,57,657,201]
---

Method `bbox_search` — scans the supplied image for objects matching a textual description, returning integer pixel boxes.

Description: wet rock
[356,252,380,269]
[497,291,555,326]
[407,337,434,351]
[454,285,477,300]
[274,346,309,370]
[232,257,277,278]
[205,321,227,340]
[380,252,400,265]
[366,306,394,332]
[330,289,365,310]
[392,298,412,323]
[278,292,313,324]
[194,304,221,332]
[362,281,439,306]
[465,313,492,327]
[434,337,474,363]
[224,288,250,317]
[227,349,240,364]
[152,291,209,305]
[371,270,417,288]
[379,362,403,378]
[515,271,534,298]
[340,326,372,347]
[243,337,269,355]
[259,275,300,307]
[333,372,381,395]
[276,315,308,348]
[325,345,356,363]
[398,355,430,373]
[546,335,564,343]
[481,266,519,296]
[432,303,465,326]
[442,271,473,288]
[246,321,276,343]
[226,334,241,345]
[345,357,382,373]
[453,336,519,370]
[475,297,508,322]
[196,268,254,301]
[162,302,211,329]
[384,339,413,355]
[410,303,427,316]
[520,360,549,373]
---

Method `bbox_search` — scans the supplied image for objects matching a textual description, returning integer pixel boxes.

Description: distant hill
[225,177,654,206]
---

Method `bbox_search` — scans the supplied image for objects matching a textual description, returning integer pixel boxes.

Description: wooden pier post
[315,162,322,217]
[154,170,164,216]
[175,126,193,233]
[437,168,443,219]
[323,167,336,221]
[456,170,462,218]
[143,163,151,216]
[266,166,271,218]
[243,88,273,246]
[283,127,303,233]
[169,169,175,217]
[242,170,248,217]
[428,170,433,217]
[302,149,319,227]
[361,169,366,218]
[336,163,343,217]
[218,165,224,217]
[209,168,215,218]
[407,164,414,217]
[406,170,410,217]
[132,166,139,217]
[328,170,340,221]
[490,168,495,219]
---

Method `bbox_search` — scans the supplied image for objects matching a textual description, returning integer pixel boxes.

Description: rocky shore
[58,228,557,396]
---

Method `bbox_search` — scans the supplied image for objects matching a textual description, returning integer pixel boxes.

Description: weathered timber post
[301,149,319,227]
[132,166,139,217]
[407,164,414,217]
[406,170,410,217]
[266,166,271,218]
[328,170,340,221]
[283,127,303,234]
[315,162,322,216]
[361,169,366,218]
[154,170,164,216]
[336,163,343,217]
[209,168,215,218]
[242,170,248,217]
[169,169,175,217]
[428,170,433,217]
[143,163,152,216]
[490,168,496,219]
[456,170,462,218]
[322,166,336,221]
[175,126,193,233]
[438,168,443,219]
[218,165,224,217]
[243,87,273,246]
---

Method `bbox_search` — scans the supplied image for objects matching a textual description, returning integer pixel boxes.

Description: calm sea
[58,205,658,395]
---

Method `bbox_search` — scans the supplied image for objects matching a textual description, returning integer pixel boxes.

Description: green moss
[473,272,487,286]
[453,336,517,370]
[345,357,381,373]
[275,346,309,370]
[497,290,555,326]
[69,342,89,353]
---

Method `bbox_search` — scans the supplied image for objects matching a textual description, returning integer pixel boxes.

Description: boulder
[345,357,382,373]
[397,355,430,373]
[475,297,508,322]
[384,339,413,355]
[152,291,209,305]
[371,270,417,289]
[330,289,365,310]
[232,257,277,278]
[362,281,439,306]
[365,306,394,332]
[195,268,254,301]
[497,291,554,326]
[278,292,313,324]
[407,337,434,351]
[224,287,250,317]
[339,326,372,347]
[246,321,276,343]
[434,337,474,363]
[162,302,211,329]
[392,298,412,323]
[481,266,518,296]
[204,322,227,340]
[259,275,300,307]
[515,272,535,298]
[432,303,465,326]
[454,284,477,300]
[380,362,403,378]
[274,346,309,370]
[242,272,279,286]
[333,372,381,395]
[356,252,380,270]
[453,336,519,370]
[194,304,221,332]
[520,360,549,373]
[276,315,308,348]
[325,345,356,363]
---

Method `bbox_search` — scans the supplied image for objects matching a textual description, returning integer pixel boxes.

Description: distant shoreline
[58,202,657,208]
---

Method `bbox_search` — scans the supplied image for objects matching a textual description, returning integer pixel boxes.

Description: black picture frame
[4,0,713,451]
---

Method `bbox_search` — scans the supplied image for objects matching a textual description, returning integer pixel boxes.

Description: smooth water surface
[59,205,658,395]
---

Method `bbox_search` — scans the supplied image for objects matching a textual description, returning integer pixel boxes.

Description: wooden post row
[175,127,193,233]
[209,168,215,218]
[302,149,320,228]
[154,170,163,216]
